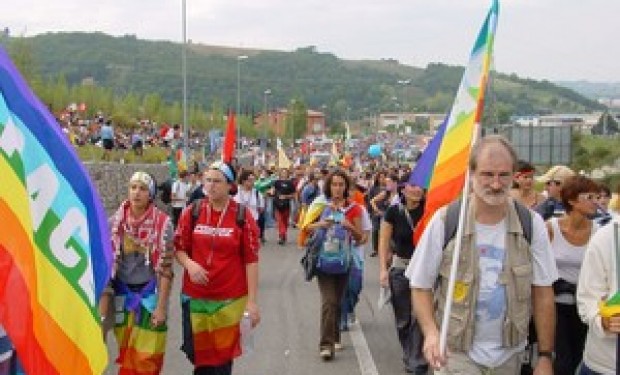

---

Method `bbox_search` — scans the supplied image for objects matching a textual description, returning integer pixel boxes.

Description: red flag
[222,112,236,163]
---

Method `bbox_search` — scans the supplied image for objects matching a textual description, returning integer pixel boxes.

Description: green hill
[2,32,604,123]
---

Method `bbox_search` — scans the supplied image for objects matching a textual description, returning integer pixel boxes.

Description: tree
[287,98,307,140]
[591,111,619,135]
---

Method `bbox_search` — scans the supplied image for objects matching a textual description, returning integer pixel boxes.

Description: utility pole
[236,55,248,149]
[262,89,271,150]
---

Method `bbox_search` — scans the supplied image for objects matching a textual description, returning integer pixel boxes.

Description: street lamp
[262,89,271,150]
[321,104,327,136]
[181,0,189,159]
[289,99,297,143]
[236,55,248,149]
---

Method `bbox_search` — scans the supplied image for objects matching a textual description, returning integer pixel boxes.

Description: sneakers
[319,348,333,360]
[334,342,344,351]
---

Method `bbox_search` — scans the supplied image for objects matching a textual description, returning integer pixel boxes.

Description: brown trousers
[317,273,349,352]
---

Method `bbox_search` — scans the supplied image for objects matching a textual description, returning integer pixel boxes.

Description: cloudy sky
[4,0,619,82]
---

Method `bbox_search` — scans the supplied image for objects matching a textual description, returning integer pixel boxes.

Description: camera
[332,210,344,224]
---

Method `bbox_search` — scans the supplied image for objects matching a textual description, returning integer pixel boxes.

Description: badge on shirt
[453,281,470,302]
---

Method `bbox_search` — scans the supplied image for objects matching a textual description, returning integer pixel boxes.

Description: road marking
[349,320,380,375]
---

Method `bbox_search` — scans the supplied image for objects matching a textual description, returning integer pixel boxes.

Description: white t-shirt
[354,206,373,258]
[234,188,264,221]
[171,180,190,208]
[406,207,558,367]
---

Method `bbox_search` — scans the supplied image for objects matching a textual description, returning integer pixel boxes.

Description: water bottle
[240,311,254,356]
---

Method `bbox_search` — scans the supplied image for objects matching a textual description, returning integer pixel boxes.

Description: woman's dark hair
[516,160,536,173]
[372,171,385,188]
[397,175,426,206]
[238,169,255,184]
[599,182,611,198]
[512,160,536,189]
[324,169,351,200]
[560,175,599,213]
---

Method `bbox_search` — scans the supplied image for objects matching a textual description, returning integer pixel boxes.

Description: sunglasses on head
[545,180,561,186]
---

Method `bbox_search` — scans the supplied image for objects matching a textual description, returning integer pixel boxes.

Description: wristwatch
[538,351,555,360]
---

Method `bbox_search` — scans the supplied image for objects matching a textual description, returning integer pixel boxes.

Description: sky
[4,0,619,82]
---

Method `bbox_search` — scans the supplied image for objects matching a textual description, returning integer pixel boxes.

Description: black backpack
[159,178,173,204]
[443,198,533,249]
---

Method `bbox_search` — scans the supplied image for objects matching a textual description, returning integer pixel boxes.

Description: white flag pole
[438,122,481,357]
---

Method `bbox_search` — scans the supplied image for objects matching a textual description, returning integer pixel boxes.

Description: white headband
[130,171,156,199]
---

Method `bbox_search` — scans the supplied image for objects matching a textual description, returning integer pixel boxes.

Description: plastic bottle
[240,311,254,356]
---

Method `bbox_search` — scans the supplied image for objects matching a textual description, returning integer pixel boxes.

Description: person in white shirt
[171,171,190,228]
[234,170,265,228]
[577,219,620,375]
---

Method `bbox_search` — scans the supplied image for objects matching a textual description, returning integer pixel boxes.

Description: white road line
[349,320,380,375]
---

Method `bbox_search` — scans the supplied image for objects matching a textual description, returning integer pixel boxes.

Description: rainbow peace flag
[409,0,499,243]
[181,296,247,367]
[0,47,112,374]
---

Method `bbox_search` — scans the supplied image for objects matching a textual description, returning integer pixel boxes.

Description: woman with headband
[174,161,261,375]
[510,160,545,209]
[103,171,175,374]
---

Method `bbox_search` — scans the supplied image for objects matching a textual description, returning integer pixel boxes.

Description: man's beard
[473,183,508,206]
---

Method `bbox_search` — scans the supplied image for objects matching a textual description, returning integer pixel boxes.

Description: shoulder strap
[442,198,533,250]
[513,200,533,245]
[236,203,246,228]
[443,199,462,250]
[191,198,203,231]
[399,202,415,231]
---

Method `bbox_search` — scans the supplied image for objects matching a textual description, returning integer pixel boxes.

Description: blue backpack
[315,205,354,275]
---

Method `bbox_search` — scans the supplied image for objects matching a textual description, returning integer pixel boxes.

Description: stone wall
[85,162,170,215]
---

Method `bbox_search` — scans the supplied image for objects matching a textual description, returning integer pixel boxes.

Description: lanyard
[203,199,230,267]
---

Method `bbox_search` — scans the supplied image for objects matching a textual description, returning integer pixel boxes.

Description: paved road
[106,227,409,375]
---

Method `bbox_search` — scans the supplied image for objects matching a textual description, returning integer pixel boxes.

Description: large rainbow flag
[409,0,499,243]
[0,47,112,373]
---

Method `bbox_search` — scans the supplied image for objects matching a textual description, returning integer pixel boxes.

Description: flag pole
[439,122,482,357]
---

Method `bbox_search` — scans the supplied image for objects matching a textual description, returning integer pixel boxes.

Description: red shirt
[174,199,260,299]
[343,202,363,224]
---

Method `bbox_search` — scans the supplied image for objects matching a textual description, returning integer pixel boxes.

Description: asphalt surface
[105,226,409,375]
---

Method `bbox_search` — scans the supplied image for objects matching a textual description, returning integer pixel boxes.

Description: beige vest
[435,198,533,352]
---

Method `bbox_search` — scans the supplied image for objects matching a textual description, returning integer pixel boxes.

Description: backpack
[159,178,173,204]
[315,205,354,275]
[443,198,533,250]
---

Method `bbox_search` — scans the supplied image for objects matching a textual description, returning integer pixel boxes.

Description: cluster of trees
[1,32,605,136]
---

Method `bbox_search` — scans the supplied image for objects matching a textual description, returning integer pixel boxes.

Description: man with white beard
[405,135,558,375]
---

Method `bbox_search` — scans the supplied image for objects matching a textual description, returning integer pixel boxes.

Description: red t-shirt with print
[174,198,260,299]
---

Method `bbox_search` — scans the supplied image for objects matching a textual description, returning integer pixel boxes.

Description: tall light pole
[321,104,327,137]
[181,0,189,159]
[397,79,410,131]
[236,55,248,149]
[262,89,271,150]
[289,99,297,143]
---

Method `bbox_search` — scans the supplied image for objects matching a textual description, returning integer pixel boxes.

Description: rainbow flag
[0,47,112,374]
[181,296,247,367]
[409,0,499,243]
